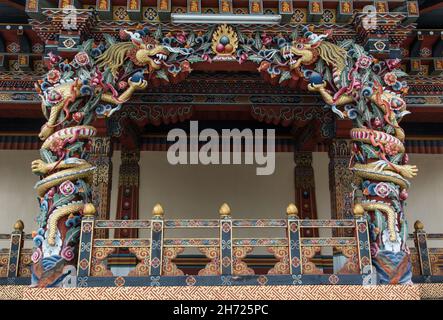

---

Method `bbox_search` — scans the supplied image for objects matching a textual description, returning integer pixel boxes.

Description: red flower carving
[47,69,61,84]
[74,52,90,66]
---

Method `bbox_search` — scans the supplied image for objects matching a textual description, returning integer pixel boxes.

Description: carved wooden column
[294,151,318,237]
[114,148,140,238]
[90,137,113,238]
[328,139,354,236]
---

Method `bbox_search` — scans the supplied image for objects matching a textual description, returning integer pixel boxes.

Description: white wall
[313,152,332,220]
[0,150,40,248]
[138,151,294,220]
[1,150,443,246]
[406,154,443,233]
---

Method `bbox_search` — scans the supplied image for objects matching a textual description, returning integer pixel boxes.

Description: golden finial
[353,204,365,217]
[152,203,164,217]
[14,220,24,232]
[219,203,231,217]
[286,203,299,217]
[414,220,424,231]
[83,203,96,217]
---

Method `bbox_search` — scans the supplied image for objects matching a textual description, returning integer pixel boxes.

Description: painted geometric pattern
[410,249,421,275]
[17,285,426,300]
[420,283,443,300]
[106,6,336,22]
[0,254,8,277]
[0,285,28,300]
[429,248,443,275]
[2,284,443,300]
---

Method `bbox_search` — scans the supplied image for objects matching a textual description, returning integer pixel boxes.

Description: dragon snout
[152,52,168,66]
[38,124,53,141]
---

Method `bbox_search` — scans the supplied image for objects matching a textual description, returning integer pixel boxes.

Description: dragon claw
[398,164,418,179]
[307,81,327,92]
[128,79,148,90]
[32,159,49,175]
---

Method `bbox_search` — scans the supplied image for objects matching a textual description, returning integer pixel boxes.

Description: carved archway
[31,24,416,286]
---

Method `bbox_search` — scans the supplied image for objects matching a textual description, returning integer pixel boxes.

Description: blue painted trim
[0,277,31,285]
[78,274,368,287]
[1,275,443,287]
[220,218,232,275]
[412,275,443,283]
[149,218,164,276]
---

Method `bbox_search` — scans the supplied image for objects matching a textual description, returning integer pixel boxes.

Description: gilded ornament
[286,203,299,217]
[14,220,24,232]
[212,24,238,59]
[219,203,231,217]
[152,203,164,217]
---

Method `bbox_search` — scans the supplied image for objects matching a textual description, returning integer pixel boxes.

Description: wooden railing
[79,203,372,282]
[0,220,32,282]
[1,206,442,287]
[409,220,443,277]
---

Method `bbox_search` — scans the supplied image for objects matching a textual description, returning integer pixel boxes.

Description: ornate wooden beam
[114,147,140,239]
[113,121,141,240]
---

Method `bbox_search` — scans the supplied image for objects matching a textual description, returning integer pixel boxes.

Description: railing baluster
[7,220,24,278]
[413,220,432,276]
[353,204,372,275]
[150,204,164,276]
[286,204,302,274]
[219,203,232,275]
[77,205,96,278]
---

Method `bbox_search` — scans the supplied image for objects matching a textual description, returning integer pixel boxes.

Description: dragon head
[129,39,169,72]
[280,28,346,73]
[96,31,169,77]
[281,40,320,71]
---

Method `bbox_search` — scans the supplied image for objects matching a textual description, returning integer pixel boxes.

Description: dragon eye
[147,44,154,49]
[296,43,304,50]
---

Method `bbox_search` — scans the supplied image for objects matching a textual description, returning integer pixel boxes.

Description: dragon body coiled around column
[277,27,417,284]
[30,25,241,287]
[30,30,175,287]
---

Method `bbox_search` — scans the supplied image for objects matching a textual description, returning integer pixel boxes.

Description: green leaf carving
[52,194,76,210]
[187,55,205,63]
[156,69,169,82]
[187,31,195,46]
[255,32,262,50]
[391,69,408,78]
[154,26,162,40]
[361,144,379,159]
[103,34,116,47]
[390,153,403,165]
[40,149,56,164]
[248,54,263,64]
[279,71,292,83]
[64,226,80,246]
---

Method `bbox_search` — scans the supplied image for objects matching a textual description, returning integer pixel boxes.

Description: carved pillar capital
[328,139,351,159]
[89,136,113,238]
[90,136,113,157]
[119,148,140,187]
[294,151,315,189]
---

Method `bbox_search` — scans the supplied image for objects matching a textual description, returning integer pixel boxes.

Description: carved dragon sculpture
[31,24,416,286]
[279,27,416,283]
[31,30,170,287]
[30,25,234,287]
